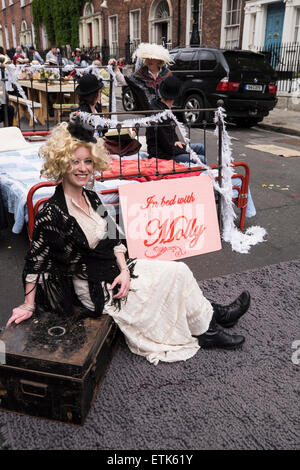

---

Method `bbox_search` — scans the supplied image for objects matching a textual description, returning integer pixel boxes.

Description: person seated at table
[94,51,102,65]
[13,45,26,65]
[29,46,44,65]
[80,53,90,68]
[45,46,58,65]
[73,48,82,66]
[146,75,206,165]
[6,114,251,362]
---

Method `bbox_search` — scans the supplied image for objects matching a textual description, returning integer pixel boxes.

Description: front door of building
[156,21,168,45]
[264,2,285,50]
[88,23,93,47]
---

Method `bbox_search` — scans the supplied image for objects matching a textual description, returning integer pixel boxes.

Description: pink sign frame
[118,175,222,261]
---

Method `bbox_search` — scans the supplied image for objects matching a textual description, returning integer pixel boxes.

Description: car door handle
[186,75,194,78]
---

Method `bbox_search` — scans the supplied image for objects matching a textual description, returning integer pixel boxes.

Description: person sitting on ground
[29,46,44,65]
[6,114,251,362]
[45,46,58,65]
[146,75,205,164]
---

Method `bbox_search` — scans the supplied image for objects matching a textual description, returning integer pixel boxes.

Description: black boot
[196,313,245,350]
[211,291,250,328]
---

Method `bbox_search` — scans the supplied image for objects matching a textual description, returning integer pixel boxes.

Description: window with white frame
[109,15,118,56]
[251,13,256,47]
[4,25,9,49]
[20,0,25,7]
[1,0,6,10]
[294,9,300,43]
[11,23,17,47]
[130,10,141,50]
[9,0,13,5]
[0,26,3,48]
[84,1,93,16]
[224,0,241,49]
[189,0,203,44]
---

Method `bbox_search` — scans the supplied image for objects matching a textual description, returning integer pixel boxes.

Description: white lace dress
[28,193,214,365]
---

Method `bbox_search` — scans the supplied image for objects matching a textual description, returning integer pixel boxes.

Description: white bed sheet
[0,142,139,234]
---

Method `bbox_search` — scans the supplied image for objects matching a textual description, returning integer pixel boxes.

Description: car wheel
[182,94,204,126]
[233,118,261,128]
[122,86,136,112]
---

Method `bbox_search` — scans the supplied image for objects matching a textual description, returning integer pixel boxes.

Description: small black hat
[159,75,182,100]
[67,112,97,143]
[75,73,104,96]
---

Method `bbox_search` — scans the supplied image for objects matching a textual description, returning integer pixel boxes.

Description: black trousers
[0,104,14,126]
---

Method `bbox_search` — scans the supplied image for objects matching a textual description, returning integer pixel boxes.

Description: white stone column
[93,18,99,47]
[79,23,83,48]
[282,0,295,43]
[82,20,88,48]
[254,4,265,49]
[242,5,252,50]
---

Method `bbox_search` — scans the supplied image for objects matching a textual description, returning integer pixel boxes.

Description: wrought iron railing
[257,42,300,93]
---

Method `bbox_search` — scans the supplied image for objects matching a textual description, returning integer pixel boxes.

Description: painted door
[156,22,168,45]
[88,23,93,47]
[264,2,285,50]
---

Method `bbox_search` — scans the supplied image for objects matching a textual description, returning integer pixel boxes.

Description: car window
[224,51,273,73]
[175,51,199,71]
[199,51,217,71]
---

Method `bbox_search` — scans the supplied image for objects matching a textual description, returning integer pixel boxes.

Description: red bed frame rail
[26,161,250,244]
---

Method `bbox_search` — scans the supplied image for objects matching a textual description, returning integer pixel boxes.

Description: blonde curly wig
[39,122,110,182]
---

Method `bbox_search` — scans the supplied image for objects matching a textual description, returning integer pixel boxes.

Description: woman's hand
[108,58,119,72]
[109,270,130,299]
[6,305,34,328]
[174,141,185,149]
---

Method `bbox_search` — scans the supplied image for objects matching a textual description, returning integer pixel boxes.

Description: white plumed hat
[132,43,173,64]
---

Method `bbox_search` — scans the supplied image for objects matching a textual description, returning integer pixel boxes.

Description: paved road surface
[0,122,299,326]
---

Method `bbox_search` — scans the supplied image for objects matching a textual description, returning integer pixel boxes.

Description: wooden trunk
[0,311,120,425]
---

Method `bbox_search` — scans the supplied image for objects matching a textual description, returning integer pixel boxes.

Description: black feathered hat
[159,75,182,100]
[75,73,104,96]
[67,112,97,143]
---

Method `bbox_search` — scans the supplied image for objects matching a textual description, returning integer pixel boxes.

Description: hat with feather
[132,43,173,64]
[67,112,97,143]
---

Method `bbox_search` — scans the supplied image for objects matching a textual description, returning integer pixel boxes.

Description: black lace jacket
[23,183,136,317]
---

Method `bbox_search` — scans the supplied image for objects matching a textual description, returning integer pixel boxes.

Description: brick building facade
[78,0,229,57]
[0,0,251,57]
[0,0,34,53]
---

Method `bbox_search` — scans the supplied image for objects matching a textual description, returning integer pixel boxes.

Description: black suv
[122,47,278,128]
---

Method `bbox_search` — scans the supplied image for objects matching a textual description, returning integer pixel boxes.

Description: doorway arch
[149,0,173,47]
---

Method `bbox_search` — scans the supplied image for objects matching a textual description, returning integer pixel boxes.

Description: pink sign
[118,175,222,261]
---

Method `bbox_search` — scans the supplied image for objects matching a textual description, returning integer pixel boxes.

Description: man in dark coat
[146,76,205,164]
